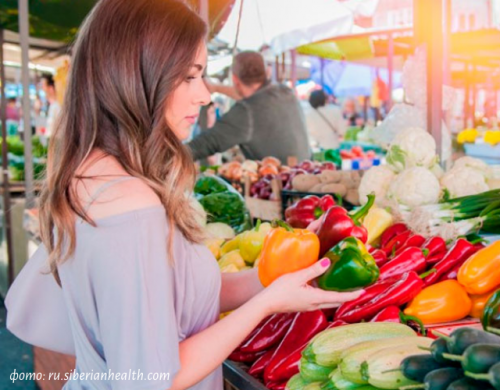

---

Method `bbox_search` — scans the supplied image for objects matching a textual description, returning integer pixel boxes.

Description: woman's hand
[256,258,363,315]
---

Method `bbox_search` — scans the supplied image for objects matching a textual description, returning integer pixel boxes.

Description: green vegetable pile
[0,135,48,181]
[194,175,252,234]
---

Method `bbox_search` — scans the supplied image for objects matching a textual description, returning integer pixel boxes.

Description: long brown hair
[39,0,206,283]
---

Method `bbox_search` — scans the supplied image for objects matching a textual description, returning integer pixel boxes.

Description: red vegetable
[371,248,389,267]
[284,195,336,229]
[316,194,374,257]
[335,271,424,323]
[382,230,412,257]
[229,349,266,363]
[423,239,480,286]
[370,305,426,335]
[394,234,426,256]
[264,311,328,383]
[380,223,409,248]
[266,381,287,390]
[240,313,294,353]
[426,251,447,265]
[422,237,447,258]
[248,347,277,378]
[437,243,486,282]
[326,319,349,329]
[379,247,427,280]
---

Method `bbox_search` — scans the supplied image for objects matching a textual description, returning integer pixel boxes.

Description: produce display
[458,127,500,147]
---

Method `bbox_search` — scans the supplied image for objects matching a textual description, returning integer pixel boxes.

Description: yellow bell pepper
[218,250,246,271]
[219,264,240,273]
[204,238,225,260]
[363,206,394,246]
[458,241,500,295]
[220,236,241,257]
[457,128,479,144]
[404,280,471,325]
[469,289,496,318]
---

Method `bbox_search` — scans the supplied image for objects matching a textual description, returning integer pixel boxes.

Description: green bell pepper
[482,289,500,331]
[317,237,380,292]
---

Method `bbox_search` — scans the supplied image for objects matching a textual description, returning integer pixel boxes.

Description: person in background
[342,98,363,127]
[188,51,311,165]
[6,98,20,122]
[40,73,61,137]
[305,89,346,150]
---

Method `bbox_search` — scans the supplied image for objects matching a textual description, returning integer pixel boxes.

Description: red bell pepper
[423,239,481,286]
[248,347,277,378]
[316,194,374,256]
[422,237,447,258]
[264,310,328,383]
[229,349,266,363]
[335,271,424,323]
[240,313,295,353]
[370,305,426,335]
[379,247,427,280]
[380,223,409,248]
[394,234,426,256]
[371,248,389,267]
[382,230,412,257]
[285,195,336,229]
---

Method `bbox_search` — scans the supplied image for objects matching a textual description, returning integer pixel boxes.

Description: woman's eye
[186,76,196,82]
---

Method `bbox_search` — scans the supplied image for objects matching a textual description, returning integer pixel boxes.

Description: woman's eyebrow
[192,64,203,71]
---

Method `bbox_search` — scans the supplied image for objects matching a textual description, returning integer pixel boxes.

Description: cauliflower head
[452,156,493,179]
[440,167,489,198]
[387,127,437,172]
[358,165,396,205]
[387,167,441,207]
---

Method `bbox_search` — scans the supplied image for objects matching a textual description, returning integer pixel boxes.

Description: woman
[6,1,360,389]
[305,89,346,150]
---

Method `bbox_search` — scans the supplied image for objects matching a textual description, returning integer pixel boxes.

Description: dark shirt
[188,84,311,164]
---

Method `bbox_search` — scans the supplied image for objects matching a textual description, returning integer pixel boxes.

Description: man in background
[40,74,61,137]
[188,51,311,164]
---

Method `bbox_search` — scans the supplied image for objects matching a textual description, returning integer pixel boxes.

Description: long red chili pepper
[437,243,486,282]
[266,381,287,390]
[371,248,389,267]
[370,305,427,335]
[229,349,266,363]
[379,247,427,280]
[248,347,277,378]
[335,271,424,323]
[240,313,295,353]
[422,237,447,258]
[394,234,426,256]
[264,310,328,383]
[426,251,447,265]
[380,223,408,248]
[382,230,412,256]
[334,276,401,321]
[423,239,480,286]
[326,319,349,329]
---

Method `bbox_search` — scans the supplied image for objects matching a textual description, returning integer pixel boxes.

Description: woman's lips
[185,115,198,125]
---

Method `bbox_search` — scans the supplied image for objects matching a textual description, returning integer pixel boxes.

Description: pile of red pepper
[229,310,346,389]
[332,223,485,326]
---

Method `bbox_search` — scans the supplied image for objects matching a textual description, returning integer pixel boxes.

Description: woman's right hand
[257,258,363,315]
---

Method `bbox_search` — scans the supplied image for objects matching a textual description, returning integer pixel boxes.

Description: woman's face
[166,43,211,140]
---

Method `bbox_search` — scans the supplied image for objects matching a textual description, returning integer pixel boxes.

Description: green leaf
[386,145,407,170]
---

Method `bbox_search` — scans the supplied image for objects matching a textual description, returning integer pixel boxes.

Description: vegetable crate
[244,176,283,222]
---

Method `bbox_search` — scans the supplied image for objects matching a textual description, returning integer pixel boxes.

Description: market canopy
[215,0,355,54]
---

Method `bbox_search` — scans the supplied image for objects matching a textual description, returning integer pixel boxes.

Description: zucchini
[444,344,500,374]
[436,328,500,355]
[320,369,363,390]
[401,354,446,382]
[303,323,416,368]
[286,374,308,390]
[447,377,494,390]
[362,339,433,389]
[300,357,333,383]
[339,337,420,384]
[466,360,500,389]
[303,382,322,390]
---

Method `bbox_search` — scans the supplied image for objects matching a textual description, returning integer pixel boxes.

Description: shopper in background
[305,89,346,150]
[6,98,20,122]
[342,97,363,127]
[5,1,360,390]
[188,51,311,164]
[40,73,61,137]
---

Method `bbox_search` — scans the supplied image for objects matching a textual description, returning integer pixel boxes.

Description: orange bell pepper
[258,221,320,287]
[404,280,471,325]
[458,241,500,295]
[469,289,496,319]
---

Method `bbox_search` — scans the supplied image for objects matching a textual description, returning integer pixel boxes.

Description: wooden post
[387,32,394,110]
[290,49,297,95]
[0,29,15,287]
